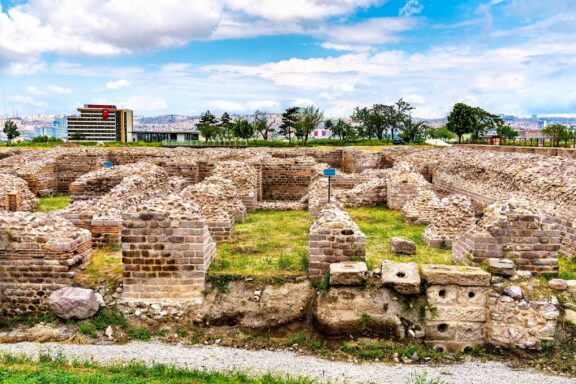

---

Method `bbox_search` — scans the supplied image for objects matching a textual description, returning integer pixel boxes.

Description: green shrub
[127,327,151,341]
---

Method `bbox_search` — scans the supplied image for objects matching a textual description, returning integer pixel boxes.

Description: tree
[279,107,299,142]
[295,105,323,144]
[543,123,569,147]
[400,119,429,143]
[325,118,356,141]
[253,110,274,141]
[446,103,503,143]
[197,110,219,142]
[496,124,518,140]
[351,99,413,140]
[219,112,234,141]
[233,119,255,141]
[428,126,456,141]
[3,120,20,145]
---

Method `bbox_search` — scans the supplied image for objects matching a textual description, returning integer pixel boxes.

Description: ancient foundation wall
[308,204,366,279]
[121,197,216,303]
[262,158,315,201]
[0,213,92,316]
[459,144,576,160]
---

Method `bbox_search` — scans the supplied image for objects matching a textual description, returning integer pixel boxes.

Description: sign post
[323,168,336,203]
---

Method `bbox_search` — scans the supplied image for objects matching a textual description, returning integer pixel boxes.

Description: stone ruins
[0,145,574,352]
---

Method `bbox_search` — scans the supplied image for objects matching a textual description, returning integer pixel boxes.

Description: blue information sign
[103,161,114,168]
[323,168,336,177]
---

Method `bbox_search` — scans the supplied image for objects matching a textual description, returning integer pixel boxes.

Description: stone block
[426,285,488,307]
[48,287,99,320]
[421,264,490,286]
[381,260,420,295]
[390,237,416,255]
[488,258,515,276]
[329,261,367,286]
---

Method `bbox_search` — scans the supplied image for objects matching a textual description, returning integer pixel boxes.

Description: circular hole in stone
[468,291,476,299]
[341,229,354,235]
[437,323,448,333]
[396,272,406,278]
[463,346,473,354]
[438,289,446,298]
[435,346,445,353]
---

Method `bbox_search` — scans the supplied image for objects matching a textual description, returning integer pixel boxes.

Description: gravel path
[0,342,574,384]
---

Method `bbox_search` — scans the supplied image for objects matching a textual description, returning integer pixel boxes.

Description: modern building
[132,131,199,142]
[67,104,133,143]
[34,116,67,139]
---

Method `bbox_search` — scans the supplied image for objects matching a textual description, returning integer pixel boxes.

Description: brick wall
[262,157,316,201]
[121,196,216,303]
[308,204,366,278]
[0,213,92,316]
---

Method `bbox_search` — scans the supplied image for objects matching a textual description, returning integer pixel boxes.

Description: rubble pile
[423,194,476,247]
[0,174,38,211]
[401,190,443,225]
[180,179,240,240]
[69,162,165,202]
[0,212,92,315]
[212,161,259,212]
[59,171,188,246]
[336,178,388,207]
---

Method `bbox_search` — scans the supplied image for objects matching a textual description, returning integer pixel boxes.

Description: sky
[0,0,575,118]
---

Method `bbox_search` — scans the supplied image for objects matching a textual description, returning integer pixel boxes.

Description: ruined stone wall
[212,161,259,212]
[386,163,431,210]
[179,179,242,240]
[401,190,442,225]
[121,195,216,303]
[69,162,164,202]
[422,265,490,353]
[308,204,366,278]
[453,199,561,275]
[59,172,187,247]
[0,213,92,315]
[0,174,38,212]
[486,292,559,349]
[423,194,476,247]
[461,144,576,160]
[262,156,316,201]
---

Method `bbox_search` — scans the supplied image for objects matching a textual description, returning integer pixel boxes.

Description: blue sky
[1,0,575,117]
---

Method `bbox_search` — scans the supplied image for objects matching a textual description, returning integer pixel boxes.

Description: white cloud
[290,98,316,107]
[0,0,221,58]
[317,17,418,46]
[399,0,423,17]
[3,59,47,75]
[106,79,131,90]
[223,0,384,22]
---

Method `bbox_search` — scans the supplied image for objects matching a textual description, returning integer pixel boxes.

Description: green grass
[0,353,315,384]
[210,207,452,279]
[74,246,123,289]
[210,210,313,279]
[36,195,70,212]
[558,255,576,280]
[348,206,453,270]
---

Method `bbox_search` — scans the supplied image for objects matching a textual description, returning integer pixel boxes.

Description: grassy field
[348,207,453,270]
[210,206,453,279]
[0,354,315,384]
[36,195,70,212]
[210,210,313,279]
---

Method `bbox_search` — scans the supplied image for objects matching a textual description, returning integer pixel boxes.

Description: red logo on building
[102,109,110,119]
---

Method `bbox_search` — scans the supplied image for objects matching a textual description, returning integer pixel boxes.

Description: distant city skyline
[1,0,576,118]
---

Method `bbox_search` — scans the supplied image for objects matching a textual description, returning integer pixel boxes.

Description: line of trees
[196,98,436,144]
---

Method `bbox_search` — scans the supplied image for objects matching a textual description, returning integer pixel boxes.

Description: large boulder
[48,287,99,320]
